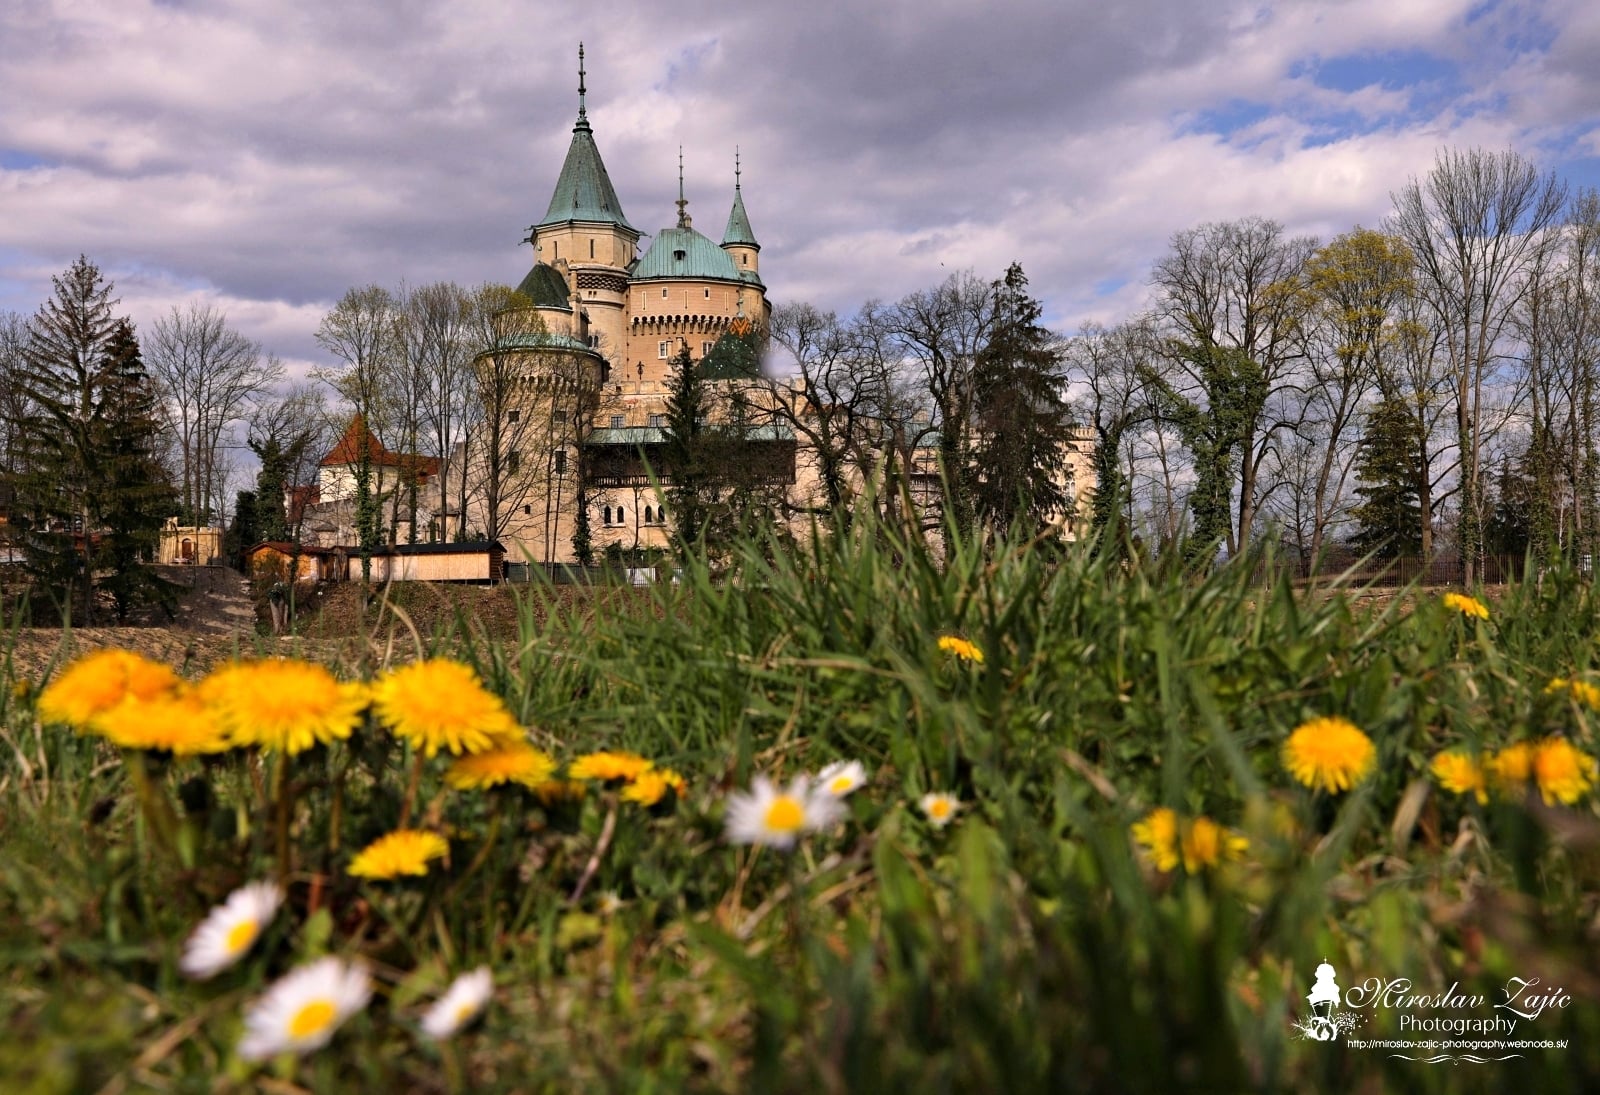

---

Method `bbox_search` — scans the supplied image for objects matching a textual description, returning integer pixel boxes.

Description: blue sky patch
[0,149,51,170]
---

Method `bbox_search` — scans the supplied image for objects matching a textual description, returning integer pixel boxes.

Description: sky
[3,0,1599,384]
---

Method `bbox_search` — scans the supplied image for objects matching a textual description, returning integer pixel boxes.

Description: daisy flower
[936,635,984,664]
[817,759,867,798]
[198,660,367,755]
[444,742,557,791]
[621,767,686,807]
[919,792,961,828]
[725,775,843,849]
[370,659,523,757]
[179,881,283,979]
[348,829,450,880]
[236,957,371,1061]
[1442,592,1490,620]
[36,649,180,731]
[568,750,654,782]
[420,966,493,1040]
[1282,716,1376,793]
[95,690,231,756]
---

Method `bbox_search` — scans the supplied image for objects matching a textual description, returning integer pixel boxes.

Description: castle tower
[721,149,761,285]
[524,43,639,362]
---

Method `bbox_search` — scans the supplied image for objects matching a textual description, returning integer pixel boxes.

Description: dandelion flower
[1180,815,1248,871]
[445,743,557,791]
[1130,807,1181,872]
[937,635,984,664]
[36,649,180,731]
[1545,677,1600,711]
[919,792,961,828]
[568,750,653,783]
[622,767,686,807]
[817,759,867,798]
[1532,738,1597,806]
[95,691,231,755]
[179,881,283,979]
[1283,716,1376,793]
[725,776,843,849]
[1430,751,1489,804]
[348,829,449,880]
[199,660,367,755]
[236,957,371,1061]
[420,966,492,1040]
[1442,592,1490,620]
[370,659,523,757]
[1490,741,1535,795]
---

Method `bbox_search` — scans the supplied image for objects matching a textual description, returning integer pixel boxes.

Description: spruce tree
[1350,396,1425,558]
[663,345,713,557]
[93,319,177,621]
[968,264,1075,536]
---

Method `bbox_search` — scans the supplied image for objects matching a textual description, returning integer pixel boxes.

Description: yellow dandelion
[348,829,450,880]
[1545,677,1600,711]
[444,742,557,791]
[568,750,654,783]
[1429,751,1489,804]
[1180,815,1248,871]
[1442,592,1490,620]
[1283,716,1376,793]
[197,660,367,755]
[531,779,588,806]
[36,649,181,731]
[937,635,984,664]
[94,690,231,755]
[1130,807,1181,872]
[1489,741,1535,795]
[370,659,523,758]
[622,767,686,807]
[1532,738,1597,806]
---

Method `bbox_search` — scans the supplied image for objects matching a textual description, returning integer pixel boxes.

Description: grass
[2,519,1600,1092]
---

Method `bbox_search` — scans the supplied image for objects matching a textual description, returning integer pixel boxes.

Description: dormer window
[674,249,686,262]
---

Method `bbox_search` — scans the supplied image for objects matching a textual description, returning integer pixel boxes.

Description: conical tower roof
[536,45,636,233]
[721,151,759,250]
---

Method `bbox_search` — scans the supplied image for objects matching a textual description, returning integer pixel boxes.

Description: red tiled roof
[320,415,441,477]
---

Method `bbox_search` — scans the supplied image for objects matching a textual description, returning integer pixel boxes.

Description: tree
[147,302,281,526]
[400,282,474,541]
[1349,396,1425,558]
[1066,320,1157,546]
[663,344,713,557]
[1390,147,1568,584]
[967,263,1075,536]
[248,383,331,545]
[93,320,178,621]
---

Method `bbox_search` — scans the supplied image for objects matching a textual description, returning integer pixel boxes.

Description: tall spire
[675,146,692,228]
[574,42,589,132]
[722,148,759,250]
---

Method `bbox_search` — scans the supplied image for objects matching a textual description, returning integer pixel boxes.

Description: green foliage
[5,516,1600,1091]
[1351,395,1426,557]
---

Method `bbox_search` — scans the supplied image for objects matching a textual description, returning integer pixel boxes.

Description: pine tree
[1350,396,1425,558]
[663,345,713,557]
[93,320,177,621]
[968,264,1075,536]
[8,256,121,622]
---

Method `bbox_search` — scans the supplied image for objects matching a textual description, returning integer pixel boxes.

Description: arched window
[603,505,612,526]
[618,506,626,524]
[643,505,654,524]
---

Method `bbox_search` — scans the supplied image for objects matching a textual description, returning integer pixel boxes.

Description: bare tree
[146,302,282,526]
[1390,147,1568,584]
[399,282,474,541]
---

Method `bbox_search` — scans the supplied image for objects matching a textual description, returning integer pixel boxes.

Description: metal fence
[1270,552,1529,587]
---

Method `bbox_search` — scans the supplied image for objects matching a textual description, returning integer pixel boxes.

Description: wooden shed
[369,541,505,584]
[244,542,348,584]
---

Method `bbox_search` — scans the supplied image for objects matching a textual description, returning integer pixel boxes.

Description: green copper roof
[722,186,759,249]
[515,263,572,310]
[537,114,636,232]
[633,225,742,282]
[488,331,598,355]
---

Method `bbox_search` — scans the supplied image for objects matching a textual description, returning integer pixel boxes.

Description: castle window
[508,409,519,423]
[702,341,714,356]
[617,506,626,524]
[742,254,748,265]
[643,505,654,524]
[674,249,686,261]
[658,340,670,358]
[554,450,567,475]
[603,505,612,525]
[704,289,710,299]
[507,451,521,475]
[553,410,567,426]
[523,505,532,515]
[648,414,663,428]
[610,415,624,429]
[553,241,558,260]
[589,238,595,259]
[662,288,668,298]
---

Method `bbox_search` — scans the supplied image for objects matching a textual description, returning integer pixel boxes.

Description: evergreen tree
[1483,450,1533,559]
[1350,396,1425,558]
[250,431,314,544]
[967,264,1075,536]
[93,320,177,620]
[8,256,121,622]
[663,345,713,558]
[227,489,259,570]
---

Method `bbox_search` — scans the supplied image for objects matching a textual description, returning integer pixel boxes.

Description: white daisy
[919,792,961,828]
[816,759,868,798]
[236,957,372,1061]
[420,966,493,1040]
[725,775,844,849]
[178,881,283,980]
